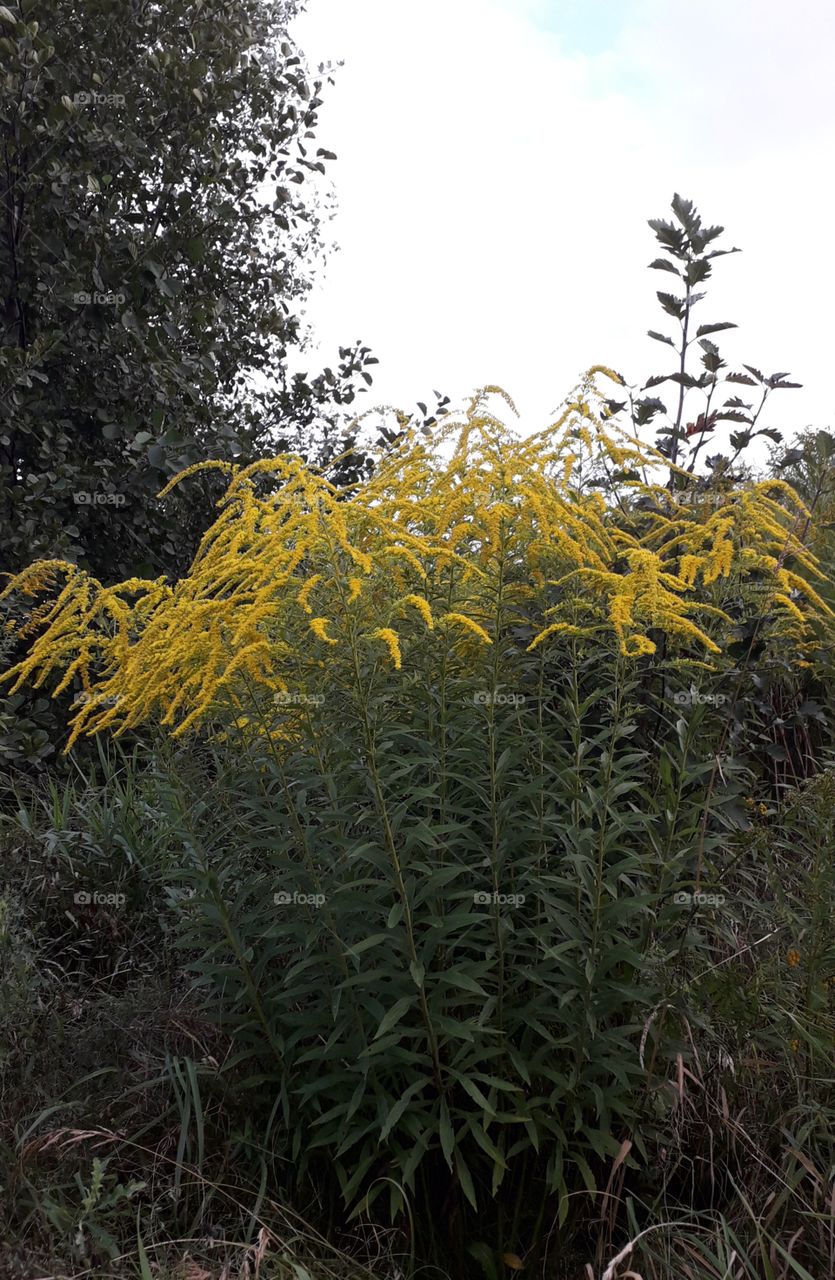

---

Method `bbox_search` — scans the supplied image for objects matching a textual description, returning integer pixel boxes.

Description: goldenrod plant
[1,365,833,1276]
[1,368,831,753]
[2,191,833,1279]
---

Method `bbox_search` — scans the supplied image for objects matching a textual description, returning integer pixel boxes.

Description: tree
[0,0,376,583]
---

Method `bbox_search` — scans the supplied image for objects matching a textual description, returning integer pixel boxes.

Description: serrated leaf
[671,192,699,233]
[716,411,752,425]
[647,330,674,347]
[648,258,680,275]
[696,322,737,337]
[657,291,684,319]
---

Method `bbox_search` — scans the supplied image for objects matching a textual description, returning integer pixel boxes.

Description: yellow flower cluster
[1,367,832,748]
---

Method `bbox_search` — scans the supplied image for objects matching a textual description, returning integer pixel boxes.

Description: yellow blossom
[0,368,832,748]
[441,613,492,645]
[297,575,323,615]
[372,627,402,669]
[402,594,434,629]
[309,617,338,645]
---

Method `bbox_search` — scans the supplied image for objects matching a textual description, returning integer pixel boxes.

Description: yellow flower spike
[585,364,624,386]
[679,554,702,587]
[441,612,492,645]
[402,594,434,630]
[527,621,595,651]
[347,577,363,603]
[372,627,402,669]
[379,545,427,579]
[309,617,338,646]
[773,593,807,624]
[156,459,238,500]
[297,574,324,615]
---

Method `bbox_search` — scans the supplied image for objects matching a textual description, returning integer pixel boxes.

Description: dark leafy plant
[608,194,802,487]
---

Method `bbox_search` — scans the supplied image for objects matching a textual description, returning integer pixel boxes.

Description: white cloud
[292,0,834,451]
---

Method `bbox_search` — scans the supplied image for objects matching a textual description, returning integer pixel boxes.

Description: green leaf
[696,322,737,337]
[455,1150,479,1211]
[439,1098,455,1168]
[136,1218,154,1280]
[648,258,680,275]
[657,291,685,319]
[373,996,413,1040]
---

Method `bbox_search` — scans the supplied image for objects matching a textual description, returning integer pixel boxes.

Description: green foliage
[0,0,376,585]
[2,656,832,1277]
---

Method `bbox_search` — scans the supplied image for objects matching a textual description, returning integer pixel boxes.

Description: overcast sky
[292,0,834,450]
